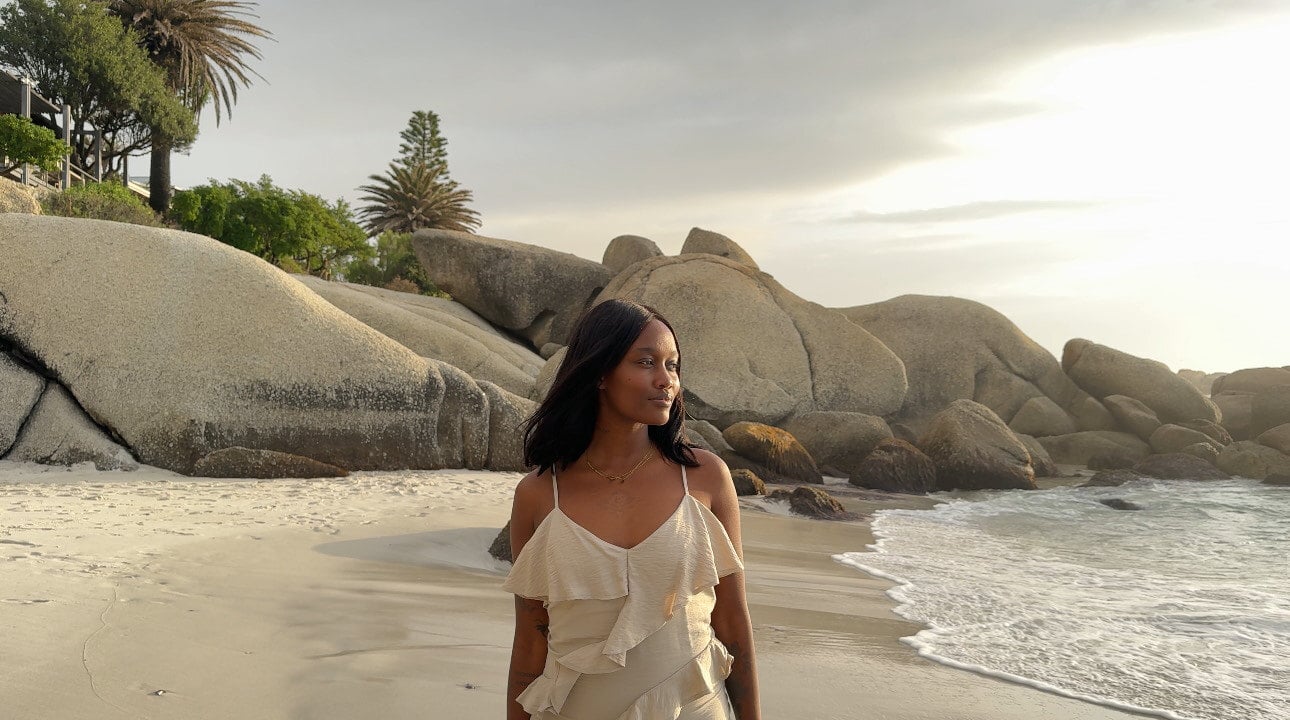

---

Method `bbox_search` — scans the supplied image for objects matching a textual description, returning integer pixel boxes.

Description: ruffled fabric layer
[616,637,734,720]
[502,496,743,607]
[517,635,735,720]
[503,491,744,719]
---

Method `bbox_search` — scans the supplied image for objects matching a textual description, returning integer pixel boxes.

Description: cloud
[177,0,1286,216]
[837,200,1105,224]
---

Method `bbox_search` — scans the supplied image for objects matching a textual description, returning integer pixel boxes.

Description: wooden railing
[1,157,147,201]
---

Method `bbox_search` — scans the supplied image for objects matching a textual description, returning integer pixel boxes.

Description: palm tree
[109,0,271,212]
[357,161,482,235]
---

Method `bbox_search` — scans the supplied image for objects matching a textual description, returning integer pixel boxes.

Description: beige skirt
[534,683,735,720]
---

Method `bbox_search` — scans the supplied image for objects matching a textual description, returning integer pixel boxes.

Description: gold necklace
[585,447,655,483]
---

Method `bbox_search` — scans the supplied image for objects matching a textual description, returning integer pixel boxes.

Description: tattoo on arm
[521,598,549,639]
[509,596,550,714]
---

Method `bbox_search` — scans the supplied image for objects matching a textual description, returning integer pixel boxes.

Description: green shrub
[342,230,448,296]
[42,182,164,227]
[0,114,70,173]
[171,176,372,278]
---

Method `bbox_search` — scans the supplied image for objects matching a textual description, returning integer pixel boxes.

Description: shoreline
[1,463,1151,719]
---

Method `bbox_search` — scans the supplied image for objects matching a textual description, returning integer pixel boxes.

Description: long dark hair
[523,299,698,474]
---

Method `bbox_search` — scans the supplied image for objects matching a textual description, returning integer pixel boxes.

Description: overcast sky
[172,0,1290,373]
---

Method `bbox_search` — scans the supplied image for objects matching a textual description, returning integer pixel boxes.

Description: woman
[504,299,761,720]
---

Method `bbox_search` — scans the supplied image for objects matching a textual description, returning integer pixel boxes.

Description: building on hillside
[1,69,146,200]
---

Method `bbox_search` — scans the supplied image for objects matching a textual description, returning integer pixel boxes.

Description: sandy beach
[0,462,1151,720]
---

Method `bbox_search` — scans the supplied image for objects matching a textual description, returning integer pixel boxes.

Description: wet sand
[0,463,1149,719]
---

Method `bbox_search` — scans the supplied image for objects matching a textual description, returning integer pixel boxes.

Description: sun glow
[834,15,1290,222]
[797,14,1290,369]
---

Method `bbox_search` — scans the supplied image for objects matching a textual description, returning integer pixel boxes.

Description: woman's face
[599,319,680,426]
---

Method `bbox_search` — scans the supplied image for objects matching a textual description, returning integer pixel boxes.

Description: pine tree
[396,110,448,172]
[357,110,480,235]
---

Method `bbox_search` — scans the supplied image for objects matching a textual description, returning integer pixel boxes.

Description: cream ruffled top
[503,464,744,720]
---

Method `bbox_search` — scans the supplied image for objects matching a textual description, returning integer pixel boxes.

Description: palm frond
[357,162,482,235]
[109,0,273,124]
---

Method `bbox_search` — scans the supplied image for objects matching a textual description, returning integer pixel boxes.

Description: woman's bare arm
[507,473,550,720]
[701,452,762,720]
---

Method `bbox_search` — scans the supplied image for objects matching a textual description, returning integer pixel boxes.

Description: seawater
[836,479,1290,720]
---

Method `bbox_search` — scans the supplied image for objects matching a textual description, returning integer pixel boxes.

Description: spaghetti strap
[681,464,689,495]
[551,467,560,508]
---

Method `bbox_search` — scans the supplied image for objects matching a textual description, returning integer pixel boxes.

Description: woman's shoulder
[512,468,556,510]
[683,447,733,494]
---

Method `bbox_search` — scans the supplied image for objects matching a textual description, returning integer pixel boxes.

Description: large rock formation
[1211,368,1290,440]
[6,384,138,470]
[1178,369,1225,396]
[730,468,766,496]
[839,296,1102,435]
[780,411,892,478]
[679,227,759,269]
[722,421,822,484]
[599,254,907,427]
[479,380,536,471]
[1102,395,1162,441]
[1211,367,1290,396]
[848,438,937,493]
[1180,442,1220,467]
[1249,387,1290,438]
[1132,453,1230,481]
[602,235,663,274]
[1212,392,1255,440]
[1008,396,1077,437]
[687,419,733,456]
[293,275,541,397]
[0,177,41,214]
[0,215,524,475]
[772,486,851,520]
[531,346,564,402]
[1062,339,1220,424]
[1256,423,1290,456]
[1016,434,1059,477]
[918,399,1036,490]
[1216,441,1290,479]
[1177,419,1231,446]
[192,447,347,478]
[0,352,45,454]
[1149,424,1220,454]
[410,229,613,348]
[1036,431,1151,466]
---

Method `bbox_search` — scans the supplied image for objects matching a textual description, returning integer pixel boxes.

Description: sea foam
[836,479,1290,720]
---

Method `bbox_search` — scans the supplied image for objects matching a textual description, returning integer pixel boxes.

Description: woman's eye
[666,362,679,371]
[640,359,654,367]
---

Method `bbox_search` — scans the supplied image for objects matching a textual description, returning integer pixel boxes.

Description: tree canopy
[357,110,481,235]
[342,230,445,296]
[0,0,196,174]
[397,110,449,171]
[171,175,372,279]
[109,0,271,125]
[108,0,272,211]
[357,161,481,235]
[0,114,71,173]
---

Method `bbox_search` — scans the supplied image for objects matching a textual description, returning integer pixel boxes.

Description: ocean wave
[835,480,1290,720]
